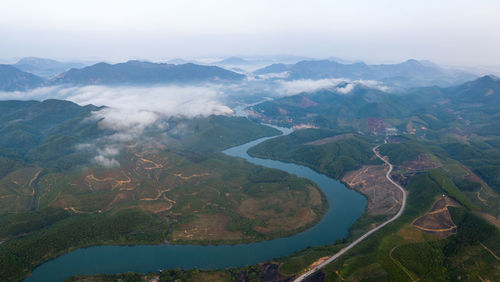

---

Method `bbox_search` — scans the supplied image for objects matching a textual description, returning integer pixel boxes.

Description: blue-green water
[25,130,366,281]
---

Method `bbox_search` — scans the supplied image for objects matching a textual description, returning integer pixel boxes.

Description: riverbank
[22,131,365,282]
[293,145,407,281]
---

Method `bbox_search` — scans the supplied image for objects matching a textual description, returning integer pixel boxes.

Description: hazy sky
[1,0,499,66]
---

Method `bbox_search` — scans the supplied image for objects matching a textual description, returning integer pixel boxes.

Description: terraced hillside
[0,100,328,281]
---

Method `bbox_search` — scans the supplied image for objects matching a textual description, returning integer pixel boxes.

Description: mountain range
[0,60,246,91]
[248,74,499,135]
[14,57,86,78]
[50,60,245,85]
[0,65,44,92]
[254,59,476,87]
[0,57,480,91]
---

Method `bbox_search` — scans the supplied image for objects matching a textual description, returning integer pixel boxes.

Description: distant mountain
[214,57,251,65]
[408,75,500,107]
[453,75,499,100]
[50,60,246,85]
[253,64,290,75]
[14,57,86,78]
[248,74,500,132]
[166,58,204,65]
[327,56,364,64]
[254,59,476,87]
[248,55,314,64]
[433,75,500,117]
[0,65,44,91]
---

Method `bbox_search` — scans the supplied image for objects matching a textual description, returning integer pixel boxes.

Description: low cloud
[0,84,234,167]
[92,146,120,168]
[93,155,120,168]
[276,78,345,96]
[248,71,290,81]
[0,80,390,167]
[67,85,233,118]
[1,84,232,132]
[77,85,233,166]
[336,83,355,94]
[275,78,390,96]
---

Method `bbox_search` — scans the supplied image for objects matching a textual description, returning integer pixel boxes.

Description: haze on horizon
[1,0,499,67]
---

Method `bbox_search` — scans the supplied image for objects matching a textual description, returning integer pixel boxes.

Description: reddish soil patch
[278,107,289,115]
[342,165,402,216]
[412,197,460,238]
[400,154,440,171]
[299,97,319,108]
[308,256,329,270]
[367,118,385,135]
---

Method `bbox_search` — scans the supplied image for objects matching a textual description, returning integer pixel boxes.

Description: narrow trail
[139,157,163,170]
[480,242,500,261]
[476,186,487,204]
[294,143,408,281]
[389,246,417,282]
[29,169,44,210]
[414,225,456,232]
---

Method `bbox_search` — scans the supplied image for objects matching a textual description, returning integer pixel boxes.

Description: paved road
[294,144,407,281]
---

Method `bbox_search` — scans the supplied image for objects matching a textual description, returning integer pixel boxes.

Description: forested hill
[50,60,246,85]
[0,65,44,91]
[253,59,475,87]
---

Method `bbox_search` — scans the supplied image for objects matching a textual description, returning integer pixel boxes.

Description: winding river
[26,128,366,281]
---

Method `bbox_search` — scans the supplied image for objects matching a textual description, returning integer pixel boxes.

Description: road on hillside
[294,143,407,281]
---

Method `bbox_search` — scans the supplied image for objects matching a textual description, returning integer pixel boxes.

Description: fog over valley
[1,1,500,282]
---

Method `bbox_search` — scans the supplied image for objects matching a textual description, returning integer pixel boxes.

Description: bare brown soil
[308,256,329,271]
[399,154,440,171]
[299,97,319,108]
[342,165,402,216]
[84,170,134,192]
[29,143,327,243]
[412,196,459,238]
[0,167,42,212]
[367,118,385,135]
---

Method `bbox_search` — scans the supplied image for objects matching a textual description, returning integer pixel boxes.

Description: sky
[1,0,499,66]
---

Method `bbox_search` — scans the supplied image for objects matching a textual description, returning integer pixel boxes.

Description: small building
[385,128,398,136]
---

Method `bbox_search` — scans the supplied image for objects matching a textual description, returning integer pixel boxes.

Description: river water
[26,128,366,281]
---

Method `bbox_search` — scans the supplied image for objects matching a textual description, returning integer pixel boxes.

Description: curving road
[294,143,407,281]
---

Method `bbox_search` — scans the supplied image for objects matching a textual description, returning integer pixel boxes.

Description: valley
[0,101,330,281]
[2,1,500,281]
[0,61,499,282]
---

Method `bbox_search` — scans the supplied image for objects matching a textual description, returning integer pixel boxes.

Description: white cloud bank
[76,85,232,167]
[0,84,232,131]
[0,84,234,167]
[275,78,390,96]
[0,79,390,166]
